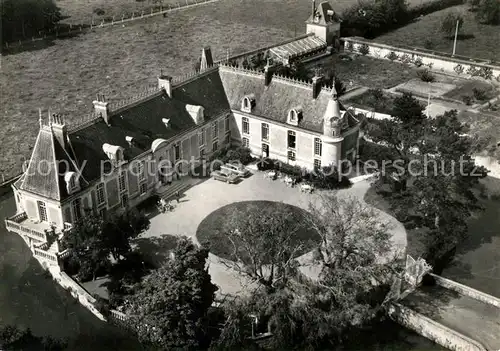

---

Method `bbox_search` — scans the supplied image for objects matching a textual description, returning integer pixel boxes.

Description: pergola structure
[270,35,327,65]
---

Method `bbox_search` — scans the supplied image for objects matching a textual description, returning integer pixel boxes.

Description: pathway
[142,171,407,295]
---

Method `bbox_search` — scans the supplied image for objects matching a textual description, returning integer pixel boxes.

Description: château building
[5,1,361,265]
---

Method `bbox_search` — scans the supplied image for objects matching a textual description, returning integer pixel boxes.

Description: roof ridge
[272,73,312,89]
[172,64,220,86]
[218,63,264,77]
[68,113,101,133]
[49,124,61,201]
[109,84,163,112]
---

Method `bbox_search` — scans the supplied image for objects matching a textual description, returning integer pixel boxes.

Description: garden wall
[430,273,500,308]
[342,37,500,82]
[46,265,107,321]
[388,302,487,351]
[350,106,392,120]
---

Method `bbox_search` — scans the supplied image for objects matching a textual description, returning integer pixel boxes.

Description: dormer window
[287,108,302,126]
[162,118,170,128]
[102,143,124,166]
[64,172,80,194]
[241,94,256,113]
[125,136,133,146]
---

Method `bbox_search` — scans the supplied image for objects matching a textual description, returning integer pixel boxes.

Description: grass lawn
[308,54,420,89]
[376,5,500,61]
[443,80,497,102]
[196,201,321,263]
[345,89,396,114]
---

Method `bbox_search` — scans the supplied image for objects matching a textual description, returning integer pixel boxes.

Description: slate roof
[218,67,357,133]
[306,1,342,25]
[19,65,359,202]
[19,127,80,201]
[20,69,230,200]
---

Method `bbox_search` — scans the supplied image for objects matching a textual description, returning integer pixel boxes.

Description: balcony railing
[5,213,47,242]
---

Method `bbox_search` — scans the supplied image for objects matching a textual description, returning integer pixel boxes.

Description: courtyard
[138,169,407,295]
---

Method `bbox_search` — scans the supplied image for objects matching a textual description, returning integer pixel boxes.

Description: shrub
[478,67,493,80]
[473,88,488,101]
[462,95,473,105]
[345,41,354,52]
[475,0,500,25]
[93,8,105,15]
[370,88,385,101]
[385,51,398,61]
[417,69,435,82]
[466,65,480,76]
[454,64,464,74]
[424,39,435,49]
[413,57,423,67]
[358,43,370,55]
[399,53,412,64]
[93,296,111,317]
[440,12,464,38]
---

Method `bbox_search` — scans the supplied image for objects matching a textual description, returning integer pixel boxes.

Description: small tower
[200,47,214,71]
[323,82,342,138]
[305,1,341,46]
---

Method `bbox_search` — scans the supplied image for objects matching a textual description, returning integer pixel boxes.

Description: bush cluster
[210,145,254,170]
[256,158,352,190]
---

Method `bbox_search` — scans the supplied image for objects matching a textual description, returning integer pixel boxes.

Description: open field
[56,0,437,26]
[376,5,500,61]
[1,0,303,179]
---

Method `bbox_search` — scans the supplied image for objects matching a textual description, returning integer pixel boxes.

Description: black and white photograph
[1,0,499,349]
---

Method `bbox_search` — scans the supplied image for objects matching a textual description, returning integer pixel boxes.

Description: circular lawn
[196,201,321,263]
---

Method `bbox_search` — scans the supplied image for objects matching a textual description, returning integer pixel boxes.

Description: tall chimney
[200,47,213,71]
[51,113,68,150]
[158,74,172,98]
[312,75,323,99]
[264,60,273,86]
[93,94,110,125]
[312,0,316,17]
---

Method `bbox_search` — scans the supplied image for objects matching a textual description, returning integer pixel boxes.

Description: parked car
[221,162,251,177]
[212,170,240,183]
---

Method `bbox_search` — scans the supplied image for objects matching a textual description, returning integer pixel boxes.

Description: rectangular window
[212,122,218,139]
[96,183,105,205]
[121,194,128,208]
[242,137,249,148]
[37,201,47,222]
[138,162,145,181]
[200,148,205,159]
[242,117,249,135]
[314,138,322,157]
[174,143,180,161]
[199,129,205,146]
[212,141,218,152]
[225,131,231,144]
[287,130,296,149]
[287,151,296,161]
[225,116,230,132]
[140,182,147,195]
[118,172,126,192]
[261,123,269,141]
[72,198,82,221]
[314,159,321,169]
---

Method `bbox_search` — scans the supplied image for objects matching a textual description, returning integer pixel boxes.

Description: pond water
[0,193,444,350]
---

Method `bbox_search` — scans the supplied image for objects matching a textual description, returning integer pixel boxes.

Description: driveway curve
[142,172,407,295]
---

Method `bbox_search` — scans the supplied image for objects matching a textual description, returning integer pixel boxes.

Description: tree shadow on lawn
[133,234,179,269]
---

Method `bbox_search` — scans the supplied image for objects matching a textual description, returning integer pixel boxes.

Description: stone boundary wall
[342,37,500,82]
[351,106,392,120]
[388,302,488,351]
[430,273,500,308]
[45,264,107,321]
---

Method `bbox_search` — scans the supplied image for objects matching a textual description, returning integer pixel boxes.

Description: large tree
[0,324,66,350]
[126,237,218,350]
[61,209,150,281]
[1,0,62,43]
[364,94,488,270]
[440,12,464,38]
[475,0,500,25]
[215,196,398,350]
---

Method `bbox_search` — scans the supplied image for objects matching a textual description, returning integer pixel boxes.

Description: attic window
[125,136,133,145]
[241,95,255,113]
[162,118,170,128]
[64,172,80,194]
[102,143,124,165]
[287,108,302,126]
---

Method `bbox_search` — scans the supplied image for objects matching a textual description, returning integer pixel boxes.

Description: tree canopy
[61,209,150,281]
[126,237,218,350]
[364,93,488,270]
[215,196,398,350]
[474,0,500,24]
[1,0,62,43]
[440,12,464,38]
